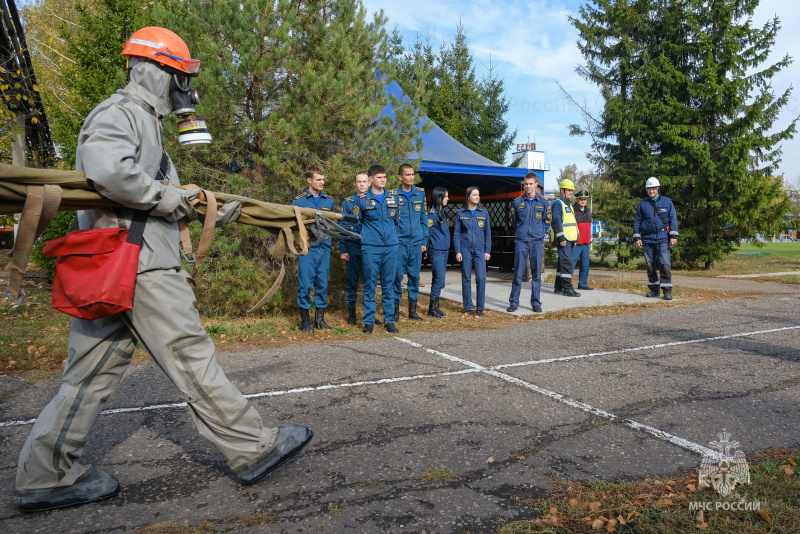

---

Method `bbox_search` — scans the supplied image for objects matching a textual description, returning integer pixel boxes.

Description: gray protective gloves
[215,199,243,228]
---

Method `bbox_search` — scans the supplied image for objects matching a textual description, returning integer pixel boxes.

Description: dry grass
[420,467,460,483]
[0,270,766,379]
[499,449,800,534]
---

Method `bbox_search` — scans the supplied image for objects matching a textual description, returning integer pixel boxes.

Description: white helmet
[645,177,660,189]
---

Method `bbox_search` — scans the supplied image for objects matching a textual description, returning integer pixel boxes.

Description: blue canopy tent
[381,81,539,191]
[381,81,540,271]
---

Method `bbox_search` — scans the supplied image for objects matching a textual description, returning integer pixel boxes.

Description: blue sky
[363,0,799,191]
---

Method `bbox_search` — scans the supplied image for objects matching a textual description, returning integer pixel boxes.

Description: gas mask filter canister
[169,74,212,146]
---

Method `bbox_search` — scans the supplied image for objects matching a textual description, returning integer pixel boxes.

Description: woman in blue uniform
[454,187,492,316]
[426,187,450,318]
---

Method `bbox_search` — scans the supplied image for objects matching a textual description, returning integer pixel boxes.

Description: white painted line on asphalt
[3,325,796,431]
[0,368,480,428]
[395,337,715,456]
[492,325,800,370]
[244,368,480,399]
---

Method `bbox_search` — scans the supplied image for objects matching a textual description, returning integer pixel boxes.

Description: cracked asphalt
[2,279,800,533]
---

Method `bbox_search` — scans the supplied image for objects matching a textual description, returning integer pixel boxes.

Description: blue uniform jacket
[427,207,451,251]
[393,185,429,246]
[511,193,550,241]
[353,189,400,247]
[633,194,679,243]
[454,206,491,255]
[291,189,335,249]
[339,193,362,255]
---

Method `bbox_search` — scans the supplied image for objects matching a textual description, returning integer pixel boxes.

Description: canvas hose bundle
[1,163,359,315]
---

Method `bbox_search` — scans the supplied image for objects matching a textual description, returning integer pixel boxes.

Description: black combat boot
[645,287,660,298]
[314,308,332,330]
[434,299,446,317]
[346,304,357,325]
[299,308,314,333]
[408,300,423,320]
[427,298,439,317]
[662,288,673,301]
[393,302,400,323]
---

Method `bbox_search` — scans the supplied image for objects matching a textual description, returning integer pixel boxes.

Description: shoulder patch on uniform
[389,190,399,196]
[294,193,306,200]
[417,187,424,192]
[358,192,368,198]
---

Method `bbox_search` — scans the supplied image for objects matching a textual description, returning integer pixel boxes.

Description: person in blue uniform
[340,172,370,325]
[292,168,335,332]
[550,179,581,297]
[426,187,450,318]
[392,164,429,322]
[633,177,678,300]
[353,165,401,333]
[507,173,550,313]
[454,187,491,316]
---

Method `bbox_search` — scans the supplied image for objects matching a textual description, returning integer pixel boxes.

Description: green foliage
[390,22,515,164]
[571,0,797,269]
[156,0,425,202]
[48,0,154,167]
[31,211,75,280]
[190,224,288,317]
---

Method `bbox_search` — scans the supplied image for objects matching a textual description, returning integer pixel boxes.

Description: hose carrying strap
[5,184,62,306]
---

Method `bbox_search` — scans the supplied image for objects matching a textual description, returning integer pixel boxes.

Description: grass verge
[0,269,767,379]
[499,448,800,534]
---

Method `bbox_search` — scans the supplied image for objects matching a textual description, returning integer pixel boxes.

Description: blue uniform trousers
[297,246,330,309]
[344,248,363,306]
[362,244,398,325]
[394,245,423,302]
[509,240,543,308]
[429,249,448,300]
[571,243,591,288]
[643,241,672,291]
[460,249,486,311]
[555,242,574,291]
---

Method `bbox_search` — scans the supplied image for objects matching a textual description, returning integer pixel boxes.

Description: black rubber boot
[427,298,439,317]
[15,466,120,512]
[393,302,400,323]
[314,308,332,330]
[346,304,357,325]
[408,300,423,320]
[236,426,313,485]
[299,308,314,333]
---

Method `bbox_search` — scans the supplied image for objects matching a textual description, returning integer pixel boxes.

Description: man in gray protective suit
[14,27,313,513]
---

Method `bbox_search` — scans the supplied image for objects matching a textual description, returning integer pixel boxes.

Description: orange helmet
[122,27,201,75]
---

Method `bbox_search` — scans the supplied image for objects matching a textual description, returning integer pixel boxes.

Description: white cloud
[366,0,800,180]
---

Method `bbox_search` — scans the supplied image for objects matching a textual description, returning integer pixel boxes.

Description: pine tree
[426,21,481,153]
[390,22,516,164]
[474,58,515,164]
[571,0,796,268]
[156,0,424,200]
[31,0,153,167]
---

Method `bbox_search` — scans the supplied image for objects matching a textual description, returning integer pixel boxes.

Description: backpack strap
[648,198,670,232]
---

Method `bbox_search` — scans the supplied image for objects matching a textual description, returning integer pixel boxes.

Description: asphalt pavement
[2,271,799,533]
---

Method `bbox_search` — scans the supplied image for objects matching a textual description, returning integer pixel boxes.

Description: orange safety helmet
[122,27,201,75]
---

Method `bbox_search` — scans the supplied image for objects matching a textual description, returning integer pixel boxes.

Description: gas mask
[169,74,212,146]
